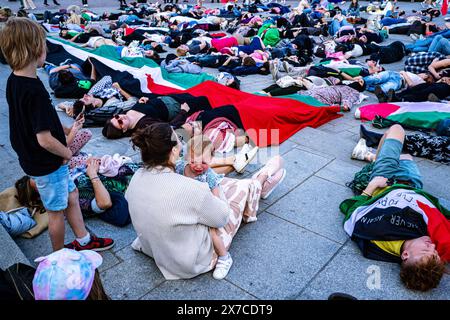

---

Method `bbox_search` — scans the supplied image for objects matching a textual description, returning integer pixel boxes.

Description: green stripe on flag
[388,111,450,129]
[253,93,328,106]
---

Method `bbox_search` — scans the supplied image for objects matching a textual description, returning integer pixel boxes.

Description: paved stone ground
[1,0,449,300]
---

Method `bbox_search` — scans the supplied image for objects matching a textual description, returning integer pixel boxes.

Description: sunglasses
[113,114,124,126]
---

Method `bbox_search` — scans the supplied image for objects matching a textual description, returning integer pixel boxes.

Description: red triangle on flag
[442,0,448,16]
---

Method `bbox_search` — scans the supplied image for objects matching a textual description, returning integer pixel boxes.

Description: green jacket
[257,24,280,47]
[339,184,450,222]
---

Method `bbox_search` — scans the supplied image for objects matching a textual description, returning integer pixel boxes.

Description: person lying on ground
[374,75,449,103]
[102,94,211,139]
[341,124,450,292]
[356,124,450,164]
[45,59,96,99]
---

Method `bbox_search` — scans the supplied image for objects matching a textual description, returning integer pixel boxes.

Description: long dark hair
[131,123,178,170]
[349,0,359,8]
[86,271,110,300]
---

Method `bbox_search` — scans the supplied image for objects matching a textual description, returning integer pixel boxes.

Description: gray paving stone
[0,148,24,191]
[15,221,76,266]
[0,225,30,269]
[82,136,132,157]
[225,213,341,299]
[85,218,137,253]
[101,246,165,300]
[142,275,256,300]
[97,250,121,273]
[315,159,363,188]
[267,176,351,244]
[298,242,450,300]
[289,127,361,165]
[262,147,332,206]
[418,163,450,201]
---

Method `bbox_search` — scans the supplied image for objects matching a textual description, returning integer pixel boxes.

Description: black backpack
[0,263,36,301]
[84,105,124,127]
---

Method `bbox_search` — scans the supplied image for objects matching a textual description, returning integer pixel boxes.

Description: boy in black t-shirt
[0,18,114,252]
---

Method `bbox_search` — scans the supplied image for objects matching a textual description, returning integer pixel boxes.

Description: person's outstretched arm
[86,157,113,210]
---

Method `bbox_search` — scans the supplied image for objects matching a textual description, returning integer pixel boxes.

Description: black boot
[53,0,60,5]
[360,124,383,148]
[374,85,387,103]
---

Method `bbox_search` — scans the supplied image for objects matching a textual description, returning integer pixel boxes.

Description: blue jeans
[380,17,407,26]
[407,30,450,52]
[328,19,351,35]
[371,139,423,189]
[31,165,76,212]
[363,71,403,93]
[428,35,450,55]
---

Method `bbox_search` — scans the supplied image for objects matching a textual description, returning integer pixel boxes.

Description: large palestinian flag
[357,102,450,130]
[46,37,342,146]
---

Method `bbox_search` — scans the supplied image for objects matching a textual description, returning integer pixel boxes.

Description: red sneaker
[65,234,115,252]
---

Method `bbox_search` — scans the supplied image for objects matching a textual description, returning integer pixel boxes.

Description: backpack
[346,162,375,194]
[0,263,36,301]
[84,105,124,127]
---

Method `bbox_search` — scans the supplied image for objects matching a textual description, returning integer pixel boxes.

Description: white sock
[218,253,231,261]
[76,233,91,246]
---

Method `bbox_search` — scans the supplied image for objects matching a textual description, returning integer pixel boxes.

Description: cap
[32,248,102,300]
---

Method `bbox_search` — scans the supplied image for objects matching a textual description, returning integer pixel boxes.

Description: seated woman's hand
[112,82,121,90]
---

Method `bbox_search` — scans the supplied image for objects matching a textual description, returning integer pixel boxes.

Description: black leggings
[262,84,301,96]
[197,105,244,129]
[397,83,450,102]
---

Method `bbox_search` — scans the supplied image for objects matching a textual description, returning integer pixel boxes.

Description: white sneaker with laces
[213,254,233,280]
[233,144,259,173]
[351,138,370,161]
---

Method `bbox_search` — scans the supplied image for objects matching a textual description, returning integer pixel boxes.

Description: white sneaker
[131,237,143,253]
[213,254,233,280]
[354,108,361,119]
[233,144,259,174]
[351,138,370,161]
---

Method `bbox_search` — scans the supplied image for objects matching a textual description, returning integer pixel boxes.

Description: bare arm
[428,58,444,79]
[70,33,82,42]
[400,71,414,87]
[36,131,72,160]
[112,82,134,100]
[429,58,450,80]
[86,158,112,210]
[48,64,71,74]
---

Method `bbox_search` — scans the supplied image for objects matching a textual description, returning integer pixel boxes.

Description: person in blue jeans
[328,14,351,36]
[407,30,450,52]
[427,36,450,55]
[363,70,403,93]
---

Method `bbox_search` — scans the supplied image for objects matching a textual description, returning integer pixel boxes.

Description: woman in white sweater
[125,123,230,280]
[126,123,286,280]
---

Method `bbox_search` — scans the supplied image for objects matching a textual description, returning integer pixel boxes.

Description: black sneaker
[428,93,440,102]
[328,292,358,300]
[386,89,396,102]
[374,85,387,103]
[360,124,383,148]
[65,234,115,252]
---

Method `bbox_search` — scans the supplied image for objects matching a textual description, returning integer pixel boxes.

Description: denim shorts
[31,165,76,212]
[370,139,423,189]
